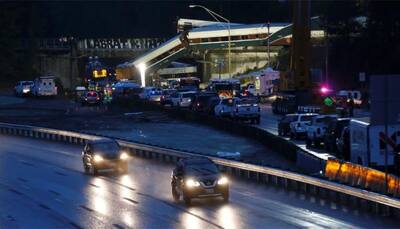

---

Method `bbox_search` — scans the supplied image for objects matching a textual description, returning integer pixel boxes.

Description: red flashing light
[320,85,331,94]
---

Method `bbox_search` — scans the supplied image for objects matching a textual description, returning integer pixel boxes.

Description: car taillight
[96,97,100,100]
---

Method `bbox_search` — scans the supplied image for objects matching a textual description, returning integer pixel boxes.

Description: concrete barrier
[0,121,399,217]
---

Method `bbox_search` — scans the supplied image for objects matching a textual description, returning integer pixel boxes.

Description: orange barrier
[325,158,400,197]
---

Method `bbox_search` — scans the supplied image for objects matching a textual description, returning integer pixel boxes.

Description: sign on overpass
[78,38,165,51]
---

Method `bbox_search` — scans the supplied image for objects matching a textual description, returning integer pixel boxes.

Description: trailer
[350,117,400,168]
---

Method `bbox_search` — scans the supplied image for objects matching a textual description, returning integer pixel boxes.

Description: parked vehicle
[112,81,142,100]
[191,92,220,113]
[337,90,363,106]
[272,94,297,114]
[214,97,236,118]
[323,118,350,152]
[238,67,280,96]
[349,118,399,168]
[289,113,318,139]
[207,79,241,98]
[139,87,162,102]
[170,91,197,108]
[74,86,87,102]
[215,97,260,124]
[32,76,58,97]
[241,84,255,97]
[231,97,261,124]
[81,91,101,106]
[82,139,129,175]
[160,89,177,105]
[278,114,299,136]
[14,81,34,96]
[171,157,229,205]
[306,114,338,147]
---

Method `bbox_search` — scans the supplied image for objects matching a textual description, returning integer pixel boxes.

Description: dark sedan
[171,157,229,205]
[323,118,350,152]
[82,139,129,175]
[278,114,298,136]
[81,91,101,106]
[191,93,220,114]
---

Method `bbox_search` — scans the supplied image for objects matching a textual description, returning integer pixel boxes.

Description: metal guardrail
[0,122,399,216]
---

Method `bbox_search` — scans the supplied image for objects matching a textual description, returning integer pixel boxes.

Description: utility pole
[189,5,231,78]
[267,22,271,67]
[384,75,389,193]
[290,0,311,91]
[68,37,76,90]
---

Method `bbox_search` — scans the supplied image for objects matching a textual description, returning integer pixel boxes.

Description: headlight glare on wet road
[120,152,129,160]
[218,177,229,185]
[93,154,104,163]
[186,179,200,188]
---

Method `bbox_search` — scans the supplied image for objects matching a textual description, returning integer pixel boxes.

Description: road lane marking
[80,205,94,212]
[17,177,28,183]
[123,197,139,204]
[48,190,61,196]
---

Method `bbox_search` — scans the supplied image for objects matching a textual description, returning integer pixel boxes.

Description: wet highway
[0,135,397,228]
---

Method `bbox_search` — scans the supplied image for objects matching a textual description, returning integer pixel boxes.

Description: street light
[189,5,231,79]
[138,63,146,87]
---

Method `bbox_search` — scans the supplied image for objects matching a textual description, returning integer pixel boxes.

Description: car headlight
[186,179,200,188]
[120,152,129,160]
[217,177,229,185]
[93,154,104,163]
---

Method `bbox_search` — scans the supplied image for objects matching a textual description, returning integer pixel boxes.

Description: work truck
[350,118,400,169]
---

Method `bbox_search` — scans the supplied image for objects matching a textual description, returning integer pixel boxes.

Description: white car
[305,114,338,147]
[289,113,318,139]
[215,97,260,123]
[170,91,197,108]
[32,76,57,97]
[14,81,34,96]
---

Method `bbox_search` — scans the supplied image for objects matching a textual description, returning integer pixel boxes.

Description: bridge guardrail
[0,122,399,216]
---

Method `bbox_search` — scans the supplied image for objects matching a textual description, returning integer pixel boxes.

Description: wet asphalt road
[0,135,397,228]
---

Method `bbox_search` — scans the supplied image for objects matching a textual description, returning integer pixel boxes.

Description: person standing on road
[347,97,354,117]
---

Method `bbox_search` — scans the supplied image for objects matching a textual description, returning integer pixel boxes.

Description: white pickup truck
[214,97,260,124]
[305,114,338,147]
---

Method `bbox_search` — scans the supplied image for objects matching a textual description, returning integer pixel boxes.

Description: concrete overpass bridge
[121,17,323,85]
[17,17,322,89]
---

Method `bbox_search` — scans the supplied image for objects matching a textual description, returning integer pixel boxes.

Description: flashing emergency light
[320,86,329,94]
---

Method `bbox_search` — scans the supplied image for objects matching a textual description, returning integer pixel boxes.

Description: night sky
[26,1,296,38]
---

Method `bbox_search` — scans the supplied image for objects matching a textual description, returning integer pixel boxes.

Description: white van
[32,76,58,97]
